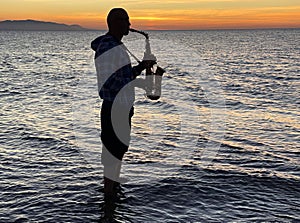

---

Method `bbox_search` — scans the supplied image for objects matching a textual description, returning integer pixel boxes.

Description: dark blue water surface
[0,29,299,222]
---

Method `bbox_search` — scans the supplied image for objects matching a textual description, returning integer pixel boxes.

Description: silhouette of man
[91,8,148,195]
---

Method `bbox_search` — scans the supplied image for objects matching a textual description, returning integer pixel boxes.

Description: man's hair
[107,8,127,29]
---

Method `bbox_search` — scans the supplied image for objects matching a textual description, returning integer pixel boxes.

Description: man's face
[116,12,131,35]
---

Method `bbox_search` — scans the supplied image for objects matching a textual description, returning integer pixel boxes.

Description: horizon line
[1,27,299,31]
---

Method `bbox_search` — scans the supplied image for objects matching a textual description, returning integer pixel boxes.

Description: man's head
[107,8,131,37]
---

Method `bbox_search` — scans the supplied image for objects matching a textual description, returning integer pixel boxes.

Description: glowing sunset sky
[1,0,299,30]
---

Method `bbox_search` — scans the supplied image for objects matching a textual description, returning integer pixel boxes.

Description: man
[91,8,148,195]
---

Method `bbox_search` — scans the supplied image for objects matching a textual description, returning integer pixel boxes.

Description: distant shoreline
[0,20,299,31]
[0,19,99,31]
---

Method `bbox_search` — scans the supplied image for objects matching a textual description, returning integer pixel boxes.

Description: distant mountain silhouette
[0,19,95,31]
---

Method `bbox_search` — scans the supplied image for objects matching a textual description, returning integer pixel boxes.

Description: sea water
[0,29,299,222]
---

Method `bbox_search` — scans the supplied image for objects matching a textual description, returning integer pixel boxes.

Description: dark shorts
[100,100,134,161]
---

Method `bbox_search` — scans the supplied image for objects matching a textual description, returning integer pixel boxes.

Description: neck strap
[121,44,141,63]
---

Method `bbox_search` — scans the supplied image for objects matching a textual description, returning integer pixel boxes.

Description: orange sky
[1,0,300,30]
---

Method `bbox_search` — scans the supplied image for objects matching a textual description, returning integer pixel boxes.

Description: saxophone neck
[129,28,149,39]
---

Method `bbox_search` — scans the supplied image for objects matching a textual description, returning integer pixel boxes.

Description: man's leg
[103,167,120,194]
[102,146,122,194]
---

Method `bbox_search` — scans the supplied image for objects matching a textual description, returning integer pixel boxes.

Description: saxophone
[130,28,165,100]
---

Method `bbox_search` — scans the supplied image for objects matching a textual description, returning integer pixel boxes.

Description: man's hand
[140,52,157,69]
[139,60,156,70]
[132,55,157,78]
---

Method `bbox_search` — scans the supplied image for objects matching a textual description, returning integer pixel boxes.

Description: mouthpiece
[130,28,149,39]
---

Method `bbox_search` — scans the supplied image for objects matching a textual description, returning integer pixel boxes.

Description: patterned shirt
[92,34,141,107]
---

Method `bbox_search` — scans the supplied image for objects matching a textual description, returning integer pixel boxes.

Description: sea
[0,29,299,222]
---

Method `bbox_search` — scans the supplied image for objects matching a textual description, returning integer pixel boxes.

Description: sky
[1,0,300,30]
